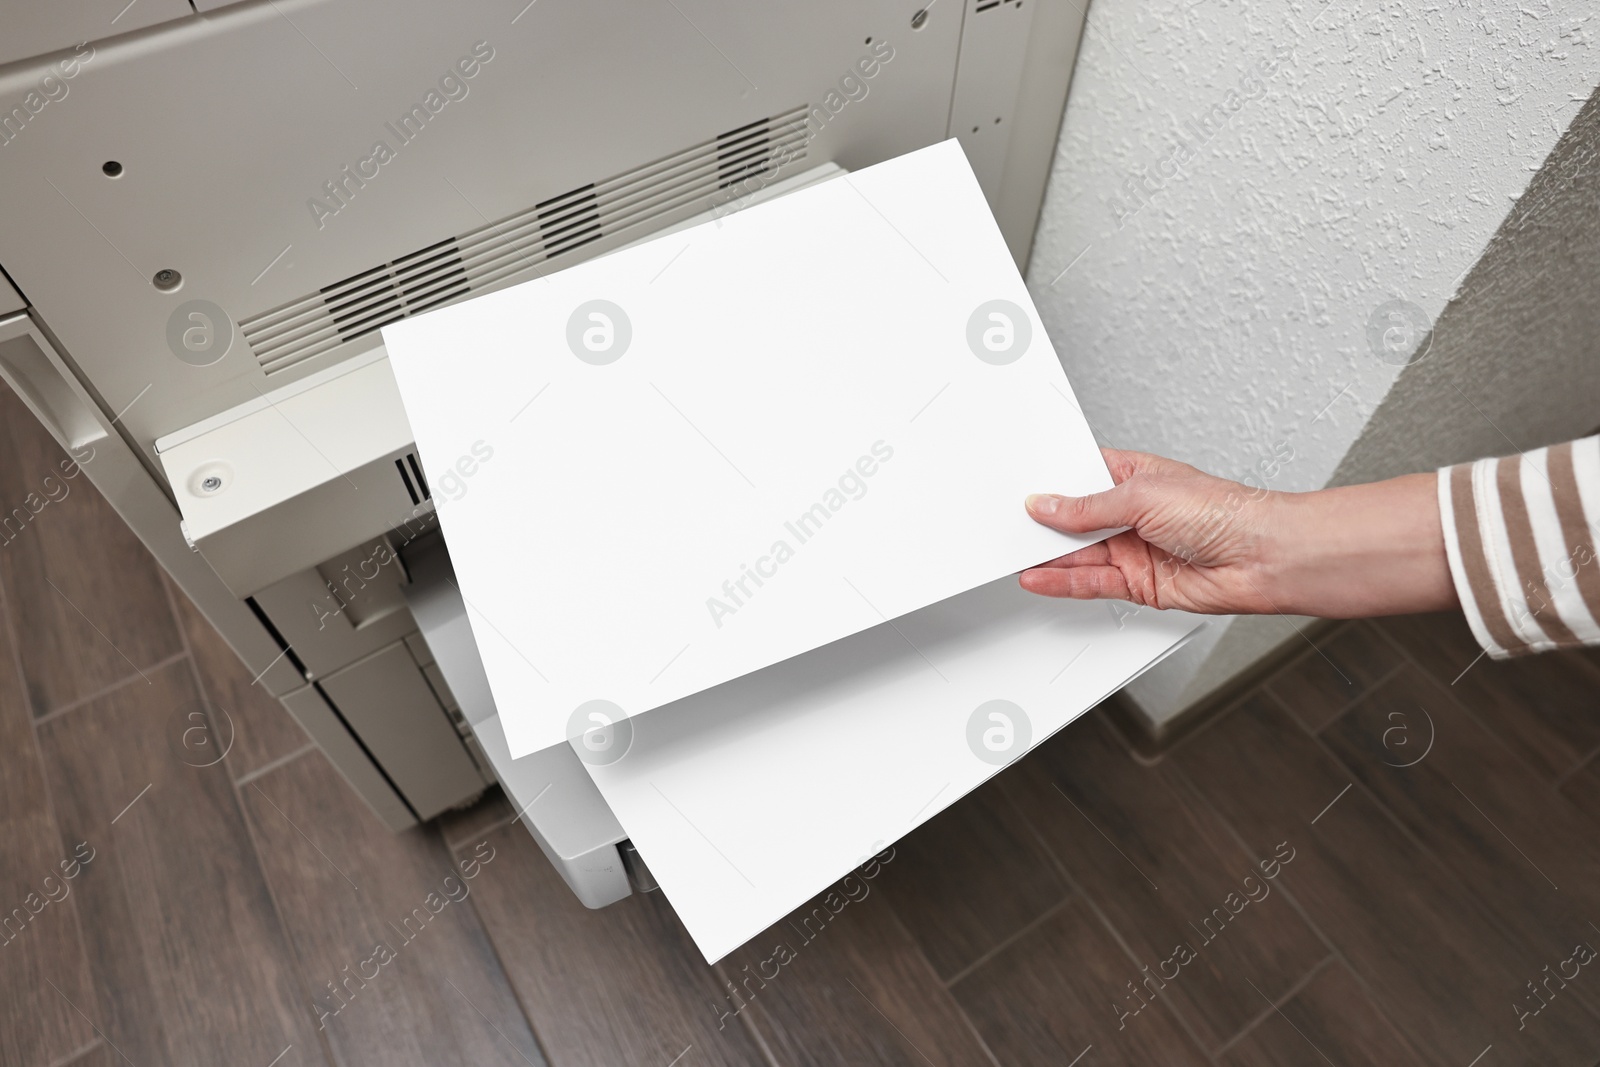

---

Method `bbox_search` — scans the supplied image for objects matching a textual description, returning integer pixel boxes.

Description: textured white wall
[1024,0,1600,725]
[1336,80,1600,488]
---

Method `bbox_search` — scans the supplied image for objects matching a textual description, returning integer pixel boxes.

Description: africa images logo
[307,42,496,229]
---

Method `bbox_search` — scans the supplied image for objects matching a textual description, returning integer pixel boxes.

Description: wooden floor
[5,379,1600,1067]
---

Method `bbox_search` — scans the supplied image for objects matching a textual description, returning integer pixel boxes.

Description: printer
[0,0,1085,908]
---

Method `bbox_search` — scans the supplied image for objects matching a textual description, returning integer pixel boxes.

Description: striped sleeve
[1437,435,1600,658]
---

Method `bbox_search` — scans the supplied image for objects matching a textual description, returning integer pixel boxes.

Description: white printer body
[0,0,1085,906]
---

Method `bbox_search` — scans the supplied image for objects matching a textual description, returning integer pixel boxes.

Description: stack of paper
[384,140,1197,961]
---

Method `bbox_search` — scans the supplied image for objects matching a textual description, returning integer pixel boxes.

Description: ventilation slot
[717,117,773,189]
[321,239,471,347]
[240,104,810,376]
[537,184,603,258]
[396,453,430,506]
[394,240,471,315]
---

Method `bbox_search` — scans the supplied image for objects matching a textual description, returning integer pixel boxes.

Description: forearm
[1263,472,1458,618]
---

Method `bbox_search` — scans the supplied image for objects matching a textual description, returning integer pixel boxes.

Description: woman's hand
[1021,448,1457,619]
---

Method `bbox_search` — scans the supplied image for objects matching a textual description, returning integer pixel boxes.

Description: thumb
[1025,484,1141,534]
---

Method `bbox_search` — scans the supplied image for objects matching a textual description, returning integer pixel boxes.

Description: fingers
[1100,447,1166,484]
[1018,565,1132,601]
[1100,447,1210,488]
[1025,481,1143,535]
[1032,542,1113,569]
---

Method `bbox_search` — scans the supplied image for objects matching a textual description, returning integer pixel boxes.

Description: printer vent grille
[240,104,810,377]
[318,238,473,345]
[717,117,774,189]
[395,453,431,506]
[536,184,603,259]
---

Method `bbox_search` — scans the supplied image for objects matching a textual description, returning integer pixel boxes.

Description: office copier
[0,0,1084,906]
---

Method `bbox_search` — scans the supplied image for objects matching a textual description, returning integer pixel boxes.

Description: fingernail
[1026,493,1063,516]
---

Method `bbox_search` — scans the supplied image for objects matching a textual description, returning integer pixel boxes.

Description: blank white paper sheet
[384,139,1120,758]
[582,579,1197,962]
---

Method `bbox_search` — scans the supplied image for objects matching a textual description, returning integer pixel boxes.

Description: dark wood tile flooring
[6,388,1600,1066]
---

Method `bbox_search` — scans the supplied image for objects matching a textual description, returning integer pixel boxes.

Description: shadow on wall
[1124,79,1600,739]
[1333,81,1600,486]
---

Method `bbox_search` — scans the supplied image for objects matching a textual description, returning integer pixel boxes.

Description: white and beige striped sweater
[1439,435,1600,658]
